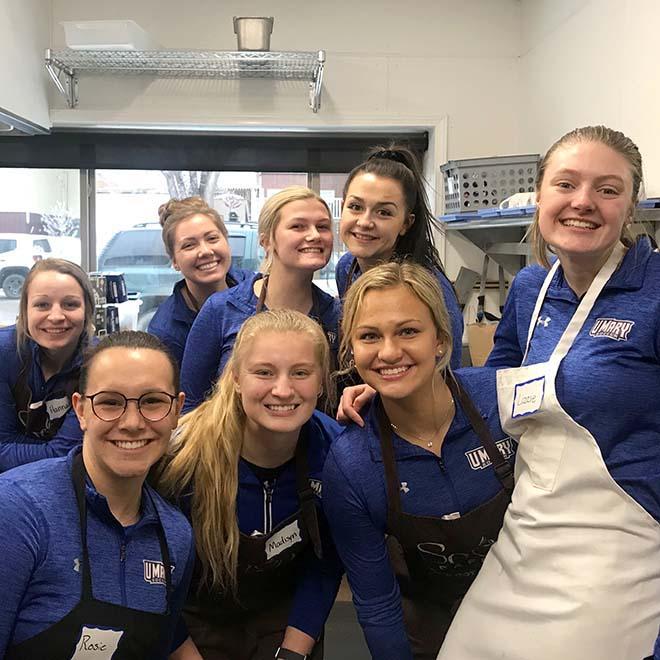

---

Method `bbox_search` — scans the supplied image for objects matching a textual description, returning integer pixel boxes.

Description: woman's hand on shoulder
[336,384,376,427]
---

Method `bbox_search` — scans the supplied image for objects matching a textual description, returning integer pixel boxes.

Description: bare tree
[40,203,80,237]
[161,171,219,203]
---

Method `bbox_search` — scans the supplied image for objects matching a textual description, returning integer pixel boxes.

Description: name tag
[265,520,302,561]
[70,627,123,659]
[46,396,70,420]
[512,376,545,418]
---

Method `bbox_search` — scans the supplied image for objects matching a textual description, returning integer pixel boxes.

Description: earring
[348,359,355,370]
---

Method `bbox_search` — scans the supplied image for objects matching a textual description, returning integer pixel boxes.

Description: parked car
[97,222,261,329]
[0,234,80,298]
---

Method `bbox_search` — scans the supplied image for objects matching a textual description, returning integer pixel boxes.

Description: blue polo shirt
[148,268,250,367]
[323,367,513,660]
[335,252,464,370]
[0,327,84,472]
[487,237,660,522]
[0,447,195,658]
[181,272,341,411]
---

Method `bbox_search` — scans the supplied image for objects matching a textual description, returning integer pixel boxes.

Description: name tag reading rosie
[512,376,545,419]
[70,626,123,659]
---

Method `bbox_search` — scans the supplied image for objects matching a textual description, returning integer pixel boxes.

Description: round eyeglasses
[84,391,177,422]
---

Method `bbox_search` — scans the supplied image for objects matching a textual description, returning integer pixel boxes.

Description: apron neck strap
[71,451,173,611]
[294,426,323,560]
[523,243,626,364]
[375,401,405,521]
[447,374,514,492]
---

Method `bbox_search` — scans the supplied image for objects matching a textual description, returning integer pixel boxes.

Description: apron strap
[295,427,323,560]
[375,401,405,535]
[11,348,34,431]
[71,452,173,611]
[523,242,626,366]
[447,374,514,493]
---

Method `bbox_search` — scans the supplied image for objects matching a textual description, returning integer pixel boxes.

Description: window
[0,169,80,326]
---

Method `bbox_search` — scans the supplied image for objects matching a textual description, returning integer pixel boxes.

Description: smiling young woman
[148,197,252,367]
[323,261,514,660]
[438,127,660,660]
[0,258,96,471]
[180,187,340,412]
[0,331,195,659]
[336,145,463,370]
[157,309,343,660]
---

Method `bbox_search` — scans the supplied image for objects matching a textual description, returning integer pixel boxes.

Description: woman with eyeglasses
[0,258,95,472]
[0,331,197,660]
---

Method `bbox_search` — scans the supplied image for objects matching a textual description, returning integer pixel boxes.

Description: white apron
[437,243,660,660]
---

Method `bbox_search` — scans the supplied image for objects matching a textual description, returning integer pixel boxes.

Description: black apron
[6,452,173,660]
[184,428,324,660]
[377,376,514,660]
[12,348,80,440]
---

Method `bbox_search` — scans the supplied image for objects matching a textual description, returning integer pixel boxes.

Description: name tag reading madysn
[70,626,123,659]
[512,376,545,418]
[265,520,302,561]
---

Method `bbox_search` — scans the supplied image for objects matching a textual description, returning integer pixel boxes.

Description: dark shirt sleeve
[485,275,525,368]
[286,509,344,640]
[437,272,464,370]
[323,446,412,660]
[164,536,196,657]
[148,315,185,369]
[180,296,224,412]
[0,482,45,656]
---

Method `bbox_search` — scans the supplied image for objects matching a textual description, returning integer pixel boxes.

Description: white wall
[520,0,660,195]
[49,0,523,155]
[0,0,51,129]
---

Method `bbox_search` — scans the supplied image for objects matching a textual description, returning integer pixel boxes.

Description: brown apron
[185,428,324,660]
[377,376,513,659]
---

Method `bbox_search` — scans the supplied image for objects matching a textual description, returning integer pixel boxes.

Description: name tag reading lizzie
[512,376,545,418]
[70,626,123,659]
[265,520,302,561]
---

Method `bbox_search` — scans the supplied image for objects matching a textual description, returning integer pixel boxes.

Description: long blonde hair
[157,309,331,593]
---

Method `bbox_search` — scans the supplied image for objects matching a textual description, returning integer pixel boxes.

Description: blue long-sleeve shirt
[0,326,84,472]
[181,273,341,411]
[486,237,660,523]
[0,447,195,659]
[176,411,343,644]
[147,268,251,367]
[334,252,464,369]
[322,368,514,660]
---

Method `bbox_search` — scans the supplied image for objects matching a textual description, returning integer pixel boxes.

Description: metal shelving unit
[440,207,660,275]
[45,48,326,112]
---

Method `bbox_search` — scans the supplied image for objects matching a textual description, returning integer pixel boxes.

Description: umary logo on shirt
[465,437,516,471]
[309,478,322,498]
[589,317,635,342]
[143,559,174,585]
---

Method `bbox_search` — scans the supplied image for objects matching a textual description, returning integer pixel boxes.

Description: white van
[0,234,81,298]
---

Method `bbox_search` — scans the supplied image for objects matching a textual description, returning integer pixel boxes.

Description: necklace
[390,396,455,449]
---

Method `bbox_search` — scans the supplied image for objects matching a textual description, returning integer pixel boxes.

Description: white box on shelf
[60,20,159,51]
